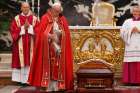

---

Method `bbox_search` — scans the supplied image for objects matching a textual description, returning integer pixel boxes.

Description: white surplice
[12,67,29,84]
[120,18,140,62]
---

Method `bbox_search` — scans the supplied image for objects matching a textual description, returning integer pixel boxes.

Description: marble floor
[1,85,140,93]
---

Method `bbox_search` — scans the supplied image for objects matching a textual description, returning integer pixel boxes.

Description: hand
[24,19,30,30]
[49,33,58,41]
[132,27,139,33]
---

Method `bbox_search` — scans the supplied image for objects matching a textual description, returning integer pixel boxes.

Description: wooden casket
[76,59,114,93]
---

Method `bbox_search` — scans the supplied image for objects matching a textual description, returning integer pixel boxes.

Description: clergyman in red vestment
[10,2,39,84]
[28,2,74,92]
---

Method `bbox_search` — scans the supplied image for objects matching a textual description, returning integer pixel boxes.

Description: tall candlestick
[32,0,34,12]
[38,0,40,7]
[37,0,40,20]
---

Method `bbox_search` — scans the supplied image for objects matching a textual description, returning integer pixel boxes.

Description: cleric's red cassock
[28,10,74,90]
[123,62,140,84]
[120,18,140,84]
[10,14,38,68]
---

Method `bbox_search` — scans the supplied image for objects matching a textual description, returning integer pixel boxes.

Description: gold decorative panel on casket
[70,26,124,76]
[76,59,114,92]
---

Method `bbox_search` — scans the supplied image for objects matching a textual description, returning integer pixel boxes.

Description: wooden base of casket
[76,59,114,92]
[76,88,114,93]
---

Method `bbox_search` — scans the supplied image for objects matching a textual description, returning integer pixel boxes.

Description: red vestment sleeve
[10,19,21,68]
[28,14,49,86]
[33,19,40,35]
[10,20,21,42]
[61,16,74,90]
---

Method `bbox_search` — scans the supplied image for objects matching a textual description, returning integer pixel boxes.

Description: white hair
[21,2,30,6]
[52,2,63,12]
[52,2,61,7]
[130,5,140,13]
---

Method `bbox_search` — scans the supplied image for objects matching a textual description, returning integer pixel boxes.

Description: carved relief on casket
[70,27,124,75]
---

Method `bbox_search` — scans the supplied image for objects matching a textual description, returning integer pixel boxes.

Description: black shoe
[20,83,29,87]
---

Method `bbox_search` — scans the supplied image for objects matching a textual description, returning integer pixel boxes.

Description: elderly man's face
[21,3,30,15]
[52,5,62,17]
[132,6,140,18]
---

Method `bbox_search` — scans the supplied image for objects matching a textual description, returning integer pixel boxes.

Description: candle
[32,0,34,12]
[37,0,40,20]
[38,0,40,7]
